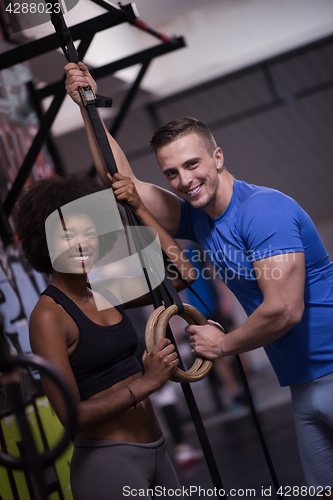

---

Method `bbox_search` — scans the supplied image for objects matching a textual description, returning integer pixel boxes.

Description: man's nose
[179,170,193,188]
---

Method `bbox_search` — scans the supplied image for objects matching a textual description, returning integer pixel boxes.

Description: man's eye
[87,232,97,238]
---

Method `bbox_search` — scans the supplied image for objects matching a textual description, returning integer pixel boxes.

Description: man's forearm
[222,301,302,356]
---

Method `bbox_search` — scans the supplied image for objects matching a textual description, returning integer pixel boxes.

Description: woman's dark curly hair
[13,175,120,275]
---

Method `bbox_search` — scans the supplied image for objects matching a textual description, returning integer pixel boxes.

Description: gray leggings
[70,435,182,500]
[290,371,333,487]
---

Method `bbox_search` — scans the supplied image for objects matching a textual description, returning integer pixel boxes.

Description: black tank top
[42,285,142,401]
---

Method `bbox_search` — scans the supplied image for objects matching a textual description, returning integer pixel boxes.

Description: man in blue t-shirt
[66,64,333,491]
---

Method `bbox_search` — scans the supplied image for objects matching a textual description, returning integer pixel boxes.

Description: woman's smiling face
[51,213,99,275]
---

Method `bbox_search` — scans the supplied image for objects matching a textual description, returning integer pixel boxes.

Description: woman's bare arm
[64,62,181,236]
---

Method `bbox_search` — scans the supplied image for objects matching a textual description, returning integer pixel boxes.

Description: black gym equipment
[0,313,77,500]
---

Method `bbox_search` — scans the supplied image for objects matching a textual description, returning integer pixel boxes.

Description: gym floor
[163,363,308,499]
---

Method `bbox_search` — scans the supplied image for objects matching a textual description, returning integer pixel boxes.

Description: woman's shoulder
[29,295,78,375]
[31,293,61,320]
[29,295,72,341]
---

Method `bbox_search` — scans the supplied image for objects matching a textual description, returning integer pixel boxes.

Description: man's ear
[214,147,224,170]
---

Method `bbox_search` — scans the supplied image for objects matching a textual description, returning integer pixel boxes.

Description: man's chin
[178,189,209,209]
[187,196,209,209]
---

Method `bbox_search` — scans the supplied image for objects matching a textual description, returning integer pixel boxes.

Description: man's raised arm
[64,62,181,236]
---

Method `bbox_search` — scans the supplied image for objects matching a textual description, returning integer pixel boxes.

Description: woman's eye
[61,233,73,240]
[86,232,98,238]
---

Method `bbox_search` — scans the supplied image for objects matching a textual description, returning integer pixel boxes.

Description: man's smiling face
[157,133,224,211]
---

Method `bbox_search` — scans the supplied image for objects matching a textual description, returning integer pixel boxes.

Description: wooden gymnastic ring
[145,304,213,383]
[156,305,212,383]
[145,306,165,354]
[145,305,204,381]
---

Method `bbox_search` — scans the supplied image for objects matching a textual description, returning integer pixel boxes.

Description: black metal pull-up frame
[0,3,185,219]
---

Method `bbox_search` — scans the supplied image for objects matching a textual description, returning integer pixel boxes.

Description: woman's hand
[142,338,179,390]
[109,173,145,213]
[64,62,97,107]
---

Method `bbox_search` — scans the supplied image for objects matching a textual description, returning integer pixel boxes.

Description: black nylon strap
[123,206,227,497]
[163,276,184,313]
[95,95,113,108]
[123,205,179,306]
[49,5,117,174]
[85,102,118,176]
[50,10,80,64]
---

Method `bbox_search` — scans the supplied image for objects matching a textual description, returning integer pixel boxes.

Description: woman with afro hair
[14,172,194,500]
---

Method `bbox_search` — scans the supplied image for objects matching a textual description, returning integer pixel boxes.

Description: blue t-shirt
[179,243,218,317]
[175,179,333,386]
